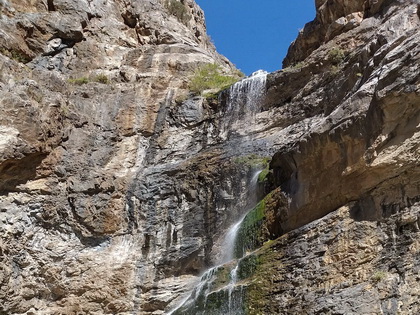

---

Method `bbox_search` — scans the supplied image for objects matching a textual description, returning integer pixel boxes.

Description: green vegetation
[0,48,31,63]
[174,92,189,104]
[328,47,346,65]
[68,77,89,85]
[283,61,305,72]
[372,271,387,283]
[205,290,228,312]
[330,65,340,75]
[60,105,70,116]
[189,63,242,95]
[93,74,109,84]
[234,154,271,183]
[171,262,244,314]
[234,198,266,258]
[233,154,270,169]
[237,254,260,281]
[210,265,232,291]
[258,164,270,183]
[203,91,219,100]
[244,243,281,314]
[68,73,109,85]
[233,187,284,259]
[165,0,191,24]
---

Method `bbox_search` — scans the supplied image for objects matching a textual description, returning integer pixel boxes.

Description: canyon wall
[0,0,419,314]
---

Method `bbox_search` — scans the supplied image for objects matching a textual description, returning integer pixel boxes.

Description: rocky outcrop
[0,0,238,313]
[169,0,420,313]
[265,0,420,235]
[242,202,419,314]
[283,0,414,67]
[0,0,419,314]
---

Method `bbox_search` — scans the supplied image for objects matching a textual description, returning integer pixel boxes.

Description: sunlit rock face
[168,0,420,313]
[0,0,238,313]
[0,0,419,314]
[283,0,410,67]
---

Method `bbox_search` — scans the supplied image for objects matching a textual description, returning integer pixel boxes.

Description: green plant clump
[171,263,244,314]
[234,154,270,169]
[328,47,346,65]
[237,254,260,281]
[282,61,305,72]
[189,63,240,95]
[372,271,387,283]
[0,48,31,63]
[202,91,219,100]
[68,77,89,85]
[234,154,271,183]
[234,198,266,258]
[257,167,269,183]
[165,0,191,24]
[93,74,109,84]
[209,265,232,291]
[243,243,281,314]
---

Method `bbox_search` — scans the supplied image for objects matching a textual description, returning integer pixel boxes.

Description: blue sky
[195,0,316,75]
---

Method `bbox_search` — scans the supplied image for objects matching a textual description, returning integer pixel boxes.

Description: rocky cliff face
[0,0,236,313]
[0,0,419,314]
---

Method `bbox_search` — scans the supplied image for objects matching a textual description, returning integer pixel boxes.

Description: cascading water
[169,71,267,315]
[221,169,262,263]
[220,70,267,140]
[168,171,262,315]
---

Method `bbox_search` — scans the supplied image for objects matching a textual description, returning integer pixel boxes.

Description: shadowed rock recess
[0,0,419,314]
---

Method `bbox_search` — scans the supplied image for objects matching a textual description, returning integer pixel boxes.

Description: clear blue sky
[195,0,316,75]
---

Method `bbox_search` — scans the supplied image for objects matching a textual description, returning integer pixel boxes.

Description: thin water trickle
[221,169,262,263]
[221,220,242,263]
[228,264,239,312]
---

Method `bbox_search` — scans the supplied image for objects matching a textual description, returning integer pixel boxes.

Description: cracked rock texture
[0,0,419,314]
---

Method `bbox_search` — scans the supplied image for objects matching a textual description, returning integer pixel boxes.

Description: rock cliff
[0,0,419,314]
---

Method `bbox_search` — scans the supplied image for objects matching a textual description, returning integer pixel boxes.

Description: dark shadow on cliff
[0,152,47,195]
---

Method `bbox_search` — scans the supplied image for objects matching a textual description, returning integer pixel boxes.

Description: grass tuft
[372,271,387,283]
[165,0,191,25]
[93,74,109,84]
[328,47,346,65]
[68,77,89,85]
[0,48,31,63]
[189,63,242,95]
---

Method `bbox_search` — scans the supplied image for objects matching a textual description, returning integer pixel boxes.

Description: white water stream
[220,70,268,140]
[220,169,262,263]
[168,71,267,315]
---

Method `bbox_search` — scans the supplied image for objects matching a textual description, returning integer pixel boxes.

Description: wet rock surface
[0,0,419,314]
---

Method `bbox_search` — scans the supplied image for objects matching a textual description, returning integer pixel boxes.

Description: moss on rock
[257,166,269,183]
[233,154,270,169]
[237,254,260,281]
[234,199,266,258]
[233,188,287,259]
[243,242,282,314]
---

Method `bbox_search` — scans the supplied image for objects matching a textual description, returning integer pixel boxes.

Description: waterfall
[220,70,268,140]
[168,71,267,315]
[227,264,239,310]
[220,169,262,263]
[168,170,262,315]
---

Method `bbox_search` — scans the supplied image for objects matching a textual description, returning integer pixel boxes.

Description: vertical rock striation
[0,0,239,313]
